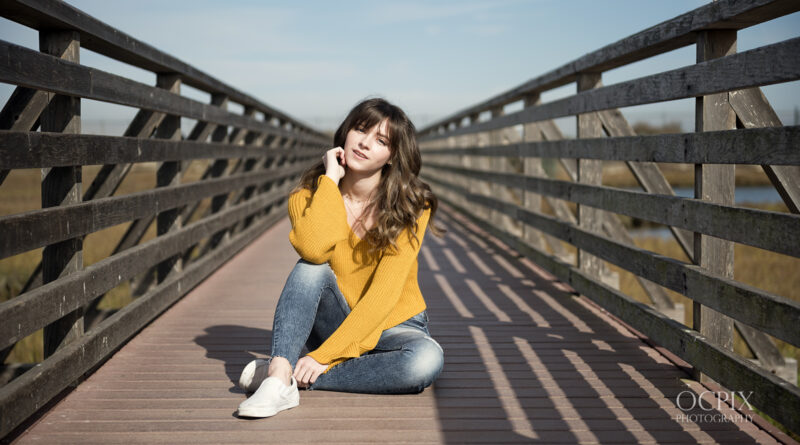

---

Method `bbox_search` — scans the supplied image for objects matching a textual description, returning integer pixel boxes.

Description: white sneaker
[239,359,270,393]
[237,375,300,418]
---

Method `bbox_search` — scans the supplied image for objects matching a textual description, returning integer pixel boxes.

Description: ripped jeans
[269,259,444,394]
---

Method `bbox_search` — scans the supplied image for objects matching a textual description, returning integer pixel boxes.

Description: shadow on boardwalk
[10,206,783,444]
[419,208,777,444]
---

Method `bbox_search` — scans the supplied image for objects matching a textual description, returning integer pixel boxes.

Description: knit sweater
[287,174,431,374]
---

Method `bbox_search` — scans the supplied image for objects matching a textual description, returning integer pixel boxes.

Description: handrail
[0,1,326,438]
[418,0,800,435]
[0,0,318,133]
[419,0,800,134]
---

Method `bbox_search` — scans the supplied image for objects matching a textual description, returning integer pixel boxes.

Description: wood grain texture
[422,173,800,348]
[10,212,782,444]
[428,194,800,436]
[420,37,800,142]
[0,164,308,259]
[419,0,800,135]
[420,125,800,165]
[0,0,323,136]
[692,30,737,384]
[0,184,293,351]
[0,41,325,145]
[39,29,84,359]
[423,162,800,258]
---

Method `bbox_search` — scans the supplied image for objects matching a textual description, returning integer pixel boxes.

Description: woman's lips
[353,149,368,160]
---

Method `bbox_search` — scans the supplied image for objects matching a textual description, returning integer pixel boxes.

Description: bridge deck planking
[11,207,784,444]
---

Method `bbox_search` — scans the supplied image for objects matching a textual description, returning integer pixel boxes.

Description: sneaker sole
[237,397,300,418]
[238,359,267,393]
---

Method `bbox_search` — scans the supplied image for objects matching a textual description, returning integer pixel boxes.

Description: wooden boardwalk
[11,205,789,444]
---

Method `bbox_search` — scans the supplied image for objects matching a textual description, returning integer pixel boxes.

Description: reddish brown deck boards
[12,206,789,444]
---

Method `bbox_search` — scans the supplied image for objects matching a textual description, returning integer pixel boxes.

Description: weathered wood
[577,73,604,287]
[489,107,520,236]
[0,164,307,259]
[202,107,259,249]
[109,94,226,292]
[0,40,321,144]
[735,322,785,371]
[420,37,800,142]
[599,211,676,311]
[437,196,800,434]
[730,86,800,214]
[0,205,285,439]
[421,174,800,348]
[726,86,795,377]
[418,0,800,135]
[597,108,695,261]
[423,162,800,258]
[39,29,83,358]
[0,0,324,137]
[420,125,800,165]
[173,96,235,263]
[0,86,47,131]
[155,74,183,285]
[692,29,737,385]
[464,113,491,222]
[186,92,227,144]
[434,194,800,434]
[0,183,292,351]
[530,119,579,263]
[521,95,550,253]
[82,106,166,201]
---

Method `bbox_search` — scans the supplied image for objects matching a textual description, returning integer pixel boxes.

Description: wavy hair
[293,97,444,257]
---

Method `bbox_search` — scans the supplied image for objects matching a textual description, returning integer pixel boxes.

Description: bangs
[350,107,401,149]
[334,98,414,153]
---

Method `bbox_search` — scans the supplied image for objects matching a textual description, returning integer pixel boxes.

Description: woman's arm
[288,174,349,264]
[306,208,432,365]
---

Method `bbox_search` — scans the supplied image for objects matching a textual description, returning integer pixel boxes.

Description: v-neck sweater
[287,174,431,374]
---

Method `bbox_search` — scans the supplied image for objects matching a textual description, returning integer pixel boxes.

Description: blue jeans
[270,259,444,394]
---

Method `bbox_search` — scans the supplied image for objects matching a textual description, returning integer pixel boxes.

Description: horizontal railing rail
[419,0,800,134]
[418,0,800,435]
[0,0,327,438]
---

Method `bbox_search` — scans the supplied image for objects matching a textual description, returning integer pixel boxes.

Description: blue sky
[1,0,798,134]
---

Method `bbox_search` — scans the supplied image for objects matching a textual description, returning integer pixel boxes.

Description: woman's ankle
[268,357,292,386]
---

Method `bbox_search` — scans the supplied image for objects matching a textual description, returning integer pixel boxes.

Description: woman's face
[343,118,392,173]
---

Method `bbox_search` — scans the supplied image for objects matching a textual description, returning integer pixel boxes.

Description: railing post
[522,93,549,252]
[693,29,737,384]
[155,73,182,283]
[576,73,604,281]
[465,113,489,221]
[40,29,83,358]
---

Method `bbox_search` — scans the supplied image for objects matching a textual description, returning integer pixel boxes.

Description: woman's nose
[358,136,372,149]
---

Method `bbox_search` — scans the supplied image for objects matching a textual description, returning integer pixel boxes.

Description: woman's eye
[378,139,387,146]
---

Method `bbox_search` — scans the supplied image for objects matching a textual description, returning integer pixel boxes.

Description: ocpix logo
[675,390,754,412]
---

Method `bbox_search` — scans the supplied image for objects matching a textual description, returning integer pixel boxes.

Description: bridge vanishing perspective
[1,0,799,443]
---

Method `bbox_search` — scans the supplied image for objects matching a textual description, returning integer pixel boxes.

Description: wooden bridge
[1,0,799,443]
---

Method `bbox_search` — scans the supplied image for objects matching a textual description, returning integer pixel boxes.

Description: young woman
[237,98,445,418]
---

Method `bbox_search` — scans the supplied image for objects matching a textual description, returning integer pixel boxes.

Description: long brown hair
[293,97,444,257]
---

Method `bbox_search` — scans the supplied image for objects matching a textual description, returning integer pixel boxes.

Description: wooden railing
[0,0,326,436]
[418,0,800,434]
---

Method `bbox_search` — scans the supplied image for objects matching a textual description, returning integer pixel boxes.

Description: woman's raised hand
[322,146,346,184]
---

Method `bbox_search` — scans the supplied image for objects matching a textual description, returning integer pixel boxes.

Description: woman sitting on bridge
[237,97,446,418]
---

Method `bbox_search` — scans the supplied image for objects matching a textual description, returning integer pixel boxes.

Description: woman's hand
[293,355,328,388]
[322,146,346,184]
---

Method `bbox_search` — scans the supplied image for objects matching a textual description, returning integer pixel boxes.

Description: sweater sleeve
[288,175,349,264]
[306,207,432,367]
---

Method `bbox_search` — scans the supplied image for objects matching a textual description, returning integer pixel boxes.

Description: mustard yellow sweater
[287,174,431,374]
